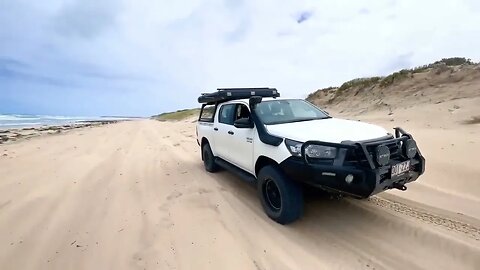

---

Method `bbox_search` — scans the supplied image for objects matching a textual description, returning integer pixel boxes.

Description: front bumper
[279,127,426,198]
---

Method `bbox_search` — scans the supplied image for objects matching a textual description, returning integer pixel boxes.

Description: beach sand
[0,110,479,269]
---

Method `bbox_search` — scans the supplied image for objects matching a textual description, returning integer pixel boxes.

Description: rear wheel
[202,143,219,173]
[257,165,304,224]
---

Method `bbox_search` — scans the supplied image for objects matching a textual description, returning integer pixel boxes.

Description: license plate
[391,160,411,177]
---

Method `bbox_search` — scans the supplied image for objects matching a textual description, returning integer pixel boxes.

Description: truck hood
[265,118,390,143]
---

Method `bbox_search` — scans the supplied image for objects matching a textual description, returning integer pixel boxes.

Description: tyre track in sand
[1,120,480,270]
[146,119,480,270]
[366,196,480,240]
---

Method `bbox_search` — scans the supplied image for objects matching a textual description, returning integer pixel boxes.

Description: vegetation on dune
[336,77,382,96]
[433,57,475,66]
[306,86,336,100]
[379,69,410,87]
[307,57,478,102]
[379,57,476,87]
[409,57,474,73]
[152,108,200,121]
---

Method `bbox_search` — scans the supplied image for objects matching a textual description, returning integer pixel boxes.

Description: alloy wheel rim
[264,179,282,211]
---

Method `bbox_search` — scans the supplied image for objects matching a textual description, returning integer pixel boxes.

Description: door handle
[214,128,218,131]
[228,131,234,135]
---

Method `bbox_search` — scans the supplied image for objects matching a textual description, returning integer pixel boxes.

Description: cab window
[218,104,236,125]
[235,104,251,121]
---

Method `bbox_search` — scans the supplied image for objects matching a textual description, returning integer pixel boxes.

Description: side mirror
[234,118,254,129]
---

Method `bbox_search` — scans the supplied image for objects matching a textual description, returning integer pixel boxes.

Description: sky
[1,0,480,116]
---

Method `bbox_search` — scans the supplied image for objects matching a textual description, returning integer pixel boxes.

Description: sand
[0,113,479,270]
[335,97,480,218]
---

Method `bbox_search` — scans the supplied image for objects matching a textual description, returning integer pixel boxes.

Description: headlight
[403,139,417,158]
[285,139,303,157]
[305,145,337,159]
[285,139,337,159]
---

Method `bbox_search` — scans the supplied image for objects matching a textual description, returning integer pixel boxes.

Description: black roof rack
[198,87,280,104]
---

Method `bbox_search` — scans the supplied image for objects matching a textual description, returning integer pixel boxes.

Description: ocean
[0,114,118,129]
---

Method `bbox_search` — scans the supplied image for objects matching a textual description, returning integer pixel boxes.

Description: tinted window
[218,104,236,125]
[255,99,329,125]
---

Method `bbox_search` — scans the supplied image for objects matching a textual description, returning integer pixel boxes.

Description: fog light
[403,139,417,158]
[376,145,390,166]
[345,174,354,184]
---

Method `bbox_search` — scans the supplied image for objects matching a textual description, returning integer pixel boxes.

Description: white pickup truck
[196,88,425,224]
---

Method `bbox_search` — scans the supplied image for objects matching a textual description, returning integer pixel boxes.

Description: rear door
[213,103,236,161]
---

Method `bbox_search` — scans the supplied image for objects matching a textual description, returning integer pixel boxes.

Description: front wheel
[202,143,219,173]
[257,165,304,224]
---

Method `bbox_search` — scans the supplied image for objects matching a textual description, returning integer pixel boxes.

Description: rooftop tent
[198,88,280,104]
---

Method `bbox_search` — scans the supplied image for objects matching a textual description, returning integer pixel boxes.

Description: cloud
[0,57,72,87]
[53,0,121,39]
[296,11,314,24]
[359,8,370,15]
[1,0,480,116]
[0,57,29,69]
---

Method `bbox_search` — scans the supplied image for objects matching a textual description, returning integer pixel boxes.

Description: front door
[228,104,255,173]
[213,103,255,174]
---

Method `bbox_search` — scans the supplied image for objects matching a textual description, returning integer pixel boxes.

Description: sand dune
[0,118,479,270]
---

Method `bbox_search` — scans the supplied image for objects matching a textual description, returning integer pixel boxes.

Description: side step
[214,158,257,184]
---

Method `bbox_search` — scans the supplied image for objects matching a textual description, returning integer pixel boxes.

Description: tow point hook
[392,183,407,191]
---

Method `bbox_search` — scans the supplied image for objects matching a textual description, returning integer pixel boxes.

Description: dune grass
[152,108,200,121]
[335,77,382,96]
[306,57,478,103]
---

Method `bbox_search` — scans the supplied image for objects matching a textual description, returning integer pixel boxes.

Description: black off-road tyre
[202,143,219,173]
[257,165,304,224]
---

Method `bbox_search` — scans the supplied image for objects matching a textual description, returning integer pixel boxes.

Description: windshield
[255,99,330,125]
